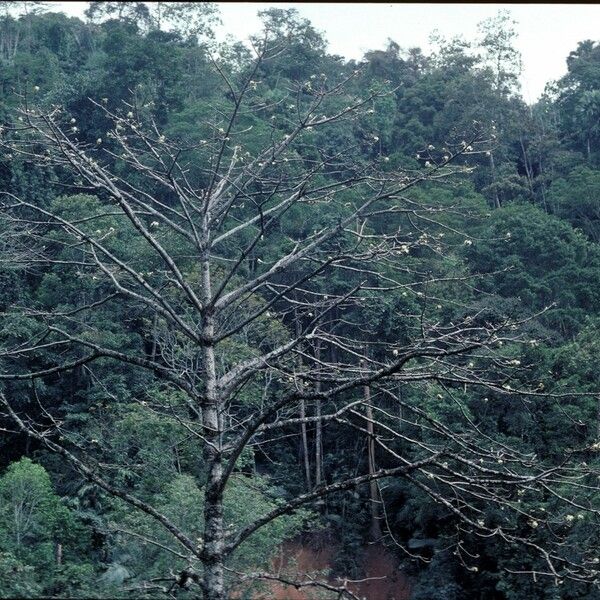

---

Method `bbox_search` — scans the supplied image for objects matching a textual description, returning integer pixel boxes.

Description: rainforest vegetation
[1,3,600,599]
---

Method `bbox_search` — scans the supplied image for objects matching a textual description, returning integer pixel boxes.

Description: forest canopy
[0,3,599,599]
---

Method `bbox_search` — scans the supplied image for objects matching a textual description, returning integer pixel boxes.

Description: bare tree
[0,39,598,599]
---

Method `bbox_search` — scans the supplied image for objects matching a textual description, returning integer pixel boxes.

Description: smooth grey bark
[296,309,312,491]
[300,398,312,491]
[364,379,382,542]
[314,339,324,489]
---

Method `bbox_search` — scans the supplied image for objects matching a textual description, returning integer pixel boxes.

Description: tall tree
[477,10,522,97]
[0,33,599,600]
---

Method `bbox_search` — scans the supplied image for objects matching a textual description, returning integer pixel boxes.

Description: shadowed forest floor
[259,536,412,599]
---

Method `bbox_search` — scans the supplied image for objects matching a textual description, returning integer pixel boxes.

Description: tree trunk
[202,335,225,599]
[537,151,549,213]
[519,136,535,199]
[314,339,324,489]
[363,370,382,541]
[203,463,225,600]
[300,398,312,491]
[489,151,501,209]
[200,249,226,600]
[314,397,323,487]
[296,308,312,491]
[587,135,592,162]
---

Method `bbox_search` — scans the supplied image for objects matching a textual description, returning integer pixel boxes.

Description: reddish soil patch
[251,536,412,599]
[349,545,412,600]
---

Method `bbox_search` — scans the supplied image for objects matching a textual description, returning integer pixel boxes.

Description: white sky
[50,3,600,103]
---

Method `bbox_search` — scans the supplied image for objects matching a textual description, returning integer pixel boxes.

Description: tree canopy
[0,5,599,599]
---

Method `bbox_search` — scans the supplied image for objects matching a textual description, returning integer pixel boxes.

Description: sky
[49,2,600,103]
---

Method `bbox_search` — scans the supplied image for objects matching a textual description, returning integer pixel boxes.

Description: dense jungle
[1,3,600,599]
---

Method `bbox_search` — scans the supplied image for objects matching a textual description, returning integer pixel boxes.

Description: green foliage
[0,551,42,598]
[549,165,600,240]
[467,202,600,335]
[0,458,70,557]
[0,458,98,598]
[1,5,600,599]
[105,472,308,585]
